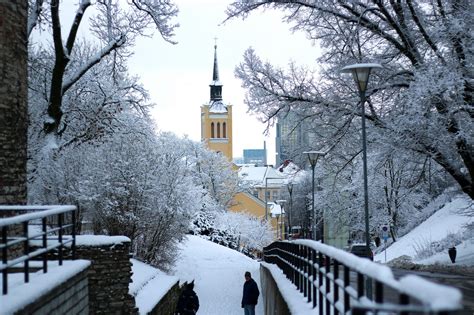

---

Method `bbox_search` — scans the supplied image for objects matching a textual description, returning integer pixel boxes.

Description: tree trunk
[0,1,28,205]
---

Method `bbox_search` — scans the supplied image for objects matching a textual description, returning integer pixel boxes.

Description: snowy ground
[375,195,474,266]
[170,235,264,315]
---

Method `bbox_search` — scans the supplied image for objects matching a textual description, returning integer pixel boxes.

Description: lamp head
[304,150,326,168]
[341,63,382,93]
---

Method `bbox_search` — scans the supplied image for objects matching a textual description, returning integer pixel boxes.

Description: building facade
[275,111,312,168]
[243,149,266,166]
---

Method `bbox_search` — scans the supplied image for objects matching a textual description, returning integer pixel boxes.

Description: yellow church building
[200,45,285,239]
[201,44,233,161]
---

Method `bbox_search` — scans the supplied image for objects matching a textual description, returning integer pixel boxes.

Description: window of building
[217,122,221,138]
[211,122,215,138]
[223,122,227,138]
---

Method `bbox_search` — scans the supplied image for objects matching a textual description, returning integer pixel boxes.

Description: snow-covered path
[171,235,264,315]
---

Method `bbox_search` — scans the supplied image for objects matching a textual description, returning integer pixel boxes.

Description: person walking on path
[241,271,260,315]
[176,281,200,315]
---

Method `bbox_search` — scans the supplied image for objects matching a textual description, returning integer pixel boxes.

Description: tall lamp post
[303,151,326,241]
[287,183,293,240]
[342,63,382,298]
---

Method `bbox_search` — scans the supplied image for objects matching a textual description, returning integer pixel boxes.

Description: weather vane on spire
[214,36,218,48]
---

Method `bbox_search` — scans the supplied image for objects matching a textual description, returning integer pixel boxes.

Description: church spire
[212,44,220,82]
[210,43,223,101]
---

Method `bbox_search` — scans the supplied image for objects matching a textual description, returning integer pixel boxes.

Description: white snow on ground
[171,235,264,315]
[418,238,474,266]
[375,195,473,265]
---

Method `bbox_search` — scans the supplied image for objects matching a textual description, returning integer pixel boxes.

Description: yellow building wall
[201,105,233,161]
[229,192,285,240]
[229,192,265,218]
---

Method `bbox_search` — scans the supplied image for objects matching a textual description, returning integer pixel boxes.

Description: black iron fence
[0,205,77,295]
[263,240,462,314]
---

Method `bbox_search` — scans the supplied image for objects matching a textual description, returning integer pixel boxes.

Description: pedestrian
[241,271,259,315]
[448,246,457,264]
[176,280,200,315]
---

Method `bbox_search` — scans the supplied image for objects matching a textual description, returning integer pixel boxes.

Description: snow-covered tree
[226,0,473,201]
[28,0,178,138]
[187,141,240,210]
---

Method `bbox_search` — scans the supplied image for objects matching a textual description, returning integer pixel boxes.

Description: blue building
[243,149,266,166]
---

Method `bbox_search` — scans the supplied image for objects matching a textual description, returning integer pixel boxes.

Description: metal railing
[263,240,461,314]
[0,205,77,295]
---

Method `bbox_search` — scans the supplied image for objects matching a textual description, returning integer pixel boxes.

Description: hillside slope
[375,195,473,266]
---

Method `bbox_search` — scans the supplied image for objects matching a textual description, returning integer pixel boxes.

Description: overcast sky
[56,0,320,164]
[127,0,320,164]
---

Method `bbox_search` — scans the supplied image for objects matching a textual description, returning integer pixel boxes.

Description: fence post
[312,249,317,308]
[343,265,350,314]
[58,213,63,265]
[375,280,383,304]
[2,226,8,295]
[325,255,331,315]
[357,273,364,299]
[318,252,323,315]
[303,246,308,298]
[333,260,339,315]
[42,217,47,273]
[307,247,311,303]
[72,209,76,260]
[23,221,29,283]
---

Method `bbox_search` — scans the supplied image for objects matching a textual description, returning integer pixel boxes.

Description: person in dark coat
[241,271,259,315]
[176,281,200,315]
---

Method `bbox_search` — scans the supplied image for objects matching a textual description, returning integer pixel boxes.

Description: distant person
[448,246,457,263]
[241,271,259,315]
[176,280,200,315]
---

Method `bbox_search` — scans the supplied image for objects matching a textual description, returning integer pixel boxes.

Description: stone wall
[260,264,291,315]
[73,240,138,315]
[147,281,182,315]
[14,266,89,315]
[0,0,28,205]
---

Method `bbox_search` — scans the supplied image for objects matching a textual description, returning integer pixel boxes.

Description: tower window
[211,122,215,138]
[217,122,221,138]
[223,122,227,138]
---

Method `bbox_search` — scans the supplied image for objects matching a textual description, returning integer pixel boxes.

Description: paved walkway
[171,236,264,315]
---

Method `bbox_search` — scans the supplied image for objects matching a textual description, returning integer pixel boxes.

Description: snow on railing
[0,205,77,295]
[263,240,462,315]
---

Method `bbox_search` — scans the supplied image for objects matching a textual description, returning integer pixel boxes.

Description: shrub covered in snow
[190,210,274,258]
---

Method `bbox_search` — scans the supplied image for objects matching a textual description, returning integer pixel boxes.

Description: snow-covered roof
[277,160,306,183]
[209,100,227,113]
[239,165,287,186]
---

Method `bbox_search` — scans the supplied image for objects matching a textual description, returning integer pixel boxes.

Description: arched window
[223,122,227,138]
[211,122,215,138]
[217,122,221,138]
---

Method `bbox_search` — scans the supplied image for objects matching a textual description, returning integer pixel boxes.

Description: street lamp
[287,183,293,240]
[342,63,382,299]
[341,63,381,253]
[303,151,326,241]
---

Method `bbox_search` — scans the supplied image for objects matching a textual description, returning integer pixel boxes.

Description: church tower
[201,45,233,160]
